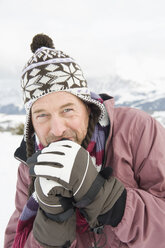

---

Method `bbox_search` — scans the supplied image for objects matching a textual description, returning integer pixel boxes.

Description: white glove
[28,140,98,201]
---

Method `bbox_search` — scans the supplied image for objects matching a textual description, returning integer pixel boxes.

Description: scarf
[12,93,110,248]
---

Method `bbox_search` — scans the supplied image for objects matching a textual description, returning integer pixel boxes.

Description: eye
[37,113,47,118]
[35,113,49,123]
[63,108,73,113]
[36,113,50,121]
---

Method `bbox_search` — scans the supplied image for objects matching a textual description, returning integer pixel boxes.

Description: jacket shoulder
[114,107,156,127]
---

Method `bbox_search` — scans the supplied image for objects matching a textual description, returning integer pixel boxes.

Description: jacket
[4,96,165,248]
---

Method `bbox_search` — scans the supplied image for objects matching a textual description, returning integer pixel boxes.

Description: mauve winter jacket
[4,97,165,248]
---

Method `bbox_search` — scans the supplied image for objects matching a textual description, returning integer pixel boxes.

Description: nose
[49,116,66,138]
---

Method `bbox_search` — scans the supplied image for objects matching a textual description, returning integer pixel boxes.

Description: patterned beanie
[21,34,105,141]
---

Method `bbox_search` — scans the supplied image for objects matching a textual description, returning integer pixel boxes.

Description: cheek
[67,115,88,135]
[78,112,89,127]
[33,123,49,143]
[78,114,89,135]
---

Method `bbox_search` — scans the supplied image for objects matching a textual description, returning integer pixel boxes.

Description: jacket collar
[14,135,35,165]
[14,138,27,164]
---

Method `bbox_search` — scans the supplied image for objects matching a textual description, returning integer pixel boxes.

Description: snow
[152,111,165,126]
[0,114,25,130]
[0,132,22,247]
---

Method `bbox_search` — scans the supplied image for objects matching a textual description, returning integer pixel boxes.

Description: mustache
[46,131,76,144]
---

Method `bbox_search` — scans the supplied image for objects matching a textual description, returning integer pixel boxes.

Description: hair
[81,104,100,148]
[26,103,100,197]
[26,114,35,197]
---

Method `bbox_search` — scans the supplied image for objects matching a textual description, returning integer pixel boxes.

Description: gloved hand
[27,156,76,248]
[28,140,125,228]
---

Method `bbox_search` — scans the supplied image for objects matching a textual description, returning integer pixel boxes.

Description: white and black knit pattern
[22,48,88,106]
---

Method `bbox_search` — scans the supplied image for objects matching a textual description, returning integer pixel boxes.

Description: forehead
[31,91,84,111]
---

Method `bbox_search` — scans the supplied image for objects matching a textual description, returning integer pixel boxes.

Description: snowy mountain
[88,75,165,110]
[0,86,25,114]
[89,75,165,126]
[0,75,165,128]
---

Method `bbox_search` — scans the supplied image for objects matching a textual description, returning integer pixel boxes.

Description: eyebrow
[32,109,46,115]
[32,102,75,115]
[60,102,75,108]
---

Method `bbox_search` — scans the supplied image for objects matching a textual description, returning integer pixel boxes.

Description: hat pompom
[30,34,55,53]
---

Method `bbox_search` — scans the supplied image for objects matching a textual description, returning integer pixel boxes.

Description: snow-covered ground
[0,132,22,247]
[0,114,25,130]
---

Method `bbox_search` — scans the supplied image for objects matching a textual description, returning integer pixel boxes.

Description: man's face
[31,91,90,147]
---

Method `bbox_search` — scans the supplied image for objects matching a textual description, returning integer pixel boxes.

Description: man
[4,34,165,248]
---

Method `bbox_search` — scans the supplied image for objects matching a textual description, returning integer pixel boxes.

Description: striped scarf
[12,93,109,248]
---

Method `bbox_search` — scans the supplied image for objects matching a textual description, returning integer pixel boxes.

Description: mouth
[48,137,75,144]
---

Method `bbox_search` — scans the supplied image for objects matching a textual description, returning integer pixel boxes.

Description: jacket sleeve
[112,111,165,247]
[4,163,41,248]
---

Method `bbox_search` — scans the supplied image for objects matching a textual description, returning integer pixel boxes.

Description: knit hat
[21,34,105,141]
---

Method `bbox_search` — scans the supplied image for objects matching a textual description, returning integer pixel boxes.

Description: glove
[28,140,125,228]
[33,207,76,248]
[27,162,76,247]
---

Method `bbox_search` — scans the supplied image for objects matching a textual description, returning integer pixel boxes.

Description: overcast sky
[1,0,165,87]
